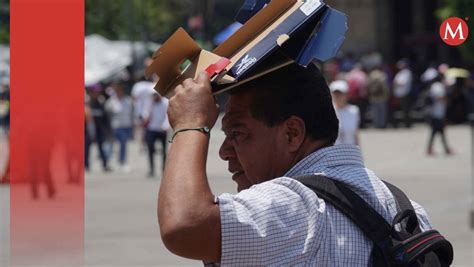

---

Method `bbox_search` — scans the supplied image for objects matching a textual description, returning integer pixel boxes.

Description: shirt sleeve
[410,200,433,231]
[217,177,326,266]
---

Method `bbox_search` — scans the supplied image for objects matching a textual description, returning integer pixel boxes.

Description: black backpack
[294,175,454,266]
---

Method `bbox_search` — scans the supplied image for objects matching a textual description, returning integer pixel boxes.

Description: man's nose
[219,137,235,161]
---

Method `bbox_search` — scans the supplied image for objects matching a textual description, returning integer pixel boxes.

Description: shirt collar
[284,144,364,177]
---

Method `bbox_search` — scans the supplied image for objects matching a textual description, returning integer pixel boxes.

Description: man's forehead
[222,109,250,126]
[222,111,246,124]
[222,94,252,125]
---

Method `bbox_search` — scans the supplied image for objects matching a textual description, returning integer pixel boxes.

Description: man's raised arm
[158,72,221,262]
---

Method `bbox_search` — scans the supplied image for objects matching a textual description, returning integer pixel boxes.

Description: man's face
[219,92,288,192]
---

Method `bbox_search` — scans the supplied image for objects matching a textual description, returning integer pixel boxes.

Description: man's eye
[231,131,242,138]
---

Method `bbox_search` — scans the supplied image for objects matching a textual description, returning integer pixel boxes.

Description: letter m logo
[440,17,469,46]
[444,22,465,40]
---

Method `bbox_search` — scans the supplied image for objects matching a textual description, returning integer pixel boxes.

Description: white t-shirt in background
[131,81,156,119]
[429,82,447,119]
[335,104,360,145]
[393,69,412,98]
[105,96,134,129]
[146,98,170,132]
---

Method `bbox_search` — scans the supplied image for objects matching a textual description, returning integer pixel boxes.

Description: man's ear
[284,116,306,153]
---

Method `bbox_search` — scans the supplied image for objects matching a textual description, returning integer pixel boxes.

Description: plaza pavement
[1,122,473,266]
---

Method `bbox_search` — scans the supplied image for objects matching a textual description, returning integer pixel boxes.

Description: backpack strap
[295,175,454,266]
[382,181,422,235]
[382,181,453,266]
[294,175,394,252]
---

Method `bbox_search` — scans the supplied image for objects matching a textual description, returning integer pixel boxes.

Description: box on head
[146,0,348,98]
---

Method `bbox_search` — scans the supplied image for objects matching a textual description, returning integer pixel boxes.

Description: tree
[85,0,242,46]
[0,0,9,44]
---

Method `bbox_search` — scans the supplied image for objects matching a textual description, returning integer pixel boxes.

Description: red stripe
[406,233,443,253]
[10,0,84,265]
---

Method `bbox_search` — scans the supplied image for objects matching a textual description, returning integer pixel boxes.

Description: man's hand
[168,72,219,130]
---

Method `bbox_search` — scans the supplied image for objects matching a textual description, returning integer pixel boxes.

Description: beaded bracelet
[168,126,210,143]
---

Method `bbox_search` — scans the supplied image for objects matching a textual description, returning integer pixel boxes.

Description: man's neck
[288,138,329,171]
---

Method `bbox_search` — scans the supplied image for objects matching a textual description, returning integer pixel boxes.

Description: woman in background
[106,82,134,172]
[330,80,360,146]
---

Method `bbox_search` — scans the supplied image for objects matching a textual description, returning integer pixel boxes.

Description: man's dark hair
[231,62,339,145]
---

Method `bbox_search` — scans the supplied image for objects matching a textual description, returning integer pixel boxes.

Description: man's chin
[233,175,253,192]
[237,183,251,192]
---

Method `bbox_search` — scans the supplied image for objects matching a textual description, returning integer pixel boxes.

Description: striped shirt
[215,144,432,266]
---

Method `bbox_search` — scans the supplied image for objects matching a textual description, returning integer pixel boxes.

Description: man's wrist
[169,126,210,143]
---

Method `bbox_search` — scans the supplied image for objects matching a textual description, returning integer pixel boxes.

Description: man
[345,64,368,128]
[426,75,452,156]
[131,76,156,123]
[85,84,111,172]
[393,59,413,128]
[367,66,389,128]
[106,82,134,172]
[131,74,157,152]
[158,63,432,265]
[143,92,170,177]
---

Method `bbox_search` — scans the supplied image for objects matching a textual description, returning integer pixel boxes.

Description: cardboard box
[146,0,347,97]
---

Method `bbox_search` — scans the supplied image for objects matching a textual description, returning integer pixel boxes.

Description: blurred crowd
[0,80,9,183]
[0,81,9,132]
[84,52,474,176]
[84,62,170,177]
[323,51,474,155]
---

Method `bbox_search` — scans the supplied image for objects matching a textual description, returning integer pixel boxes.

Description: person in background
[84,98,94,172]
[330,80,360,146]
[0,83,9,133]
[0,83,9,183]
[426,75,452,156]
[367,66,389,128]
[143,93,170,177]
[420,63,439,86]
[86,84,111,172]
[131,75,156,124]
[131,75,157,151]
[345,64,368,128]
[106,82,134,172]
[103,83,117,161]
[393,59,413,128]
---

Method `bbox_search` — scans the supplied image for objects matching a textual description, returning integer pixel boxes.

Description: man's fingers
[197,72,211,87]
[175,72,211,97]
[174,84,185,94]
[182,78,195,88]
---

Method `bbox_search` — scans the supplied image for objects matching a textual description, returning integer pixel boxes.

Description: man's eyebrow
[221,122,247,132]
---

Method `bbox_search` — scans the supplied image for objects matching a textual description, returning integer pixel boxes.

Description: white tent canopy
[85,34,159,86]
